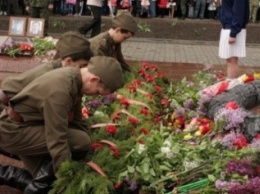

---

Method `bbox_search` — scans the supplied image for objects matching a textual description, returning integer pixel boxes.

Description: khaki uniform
[250,0,259,22]
[0,67,90,176]
[24,0,53,35]
[89,32,131,72]
[1,59,61,100]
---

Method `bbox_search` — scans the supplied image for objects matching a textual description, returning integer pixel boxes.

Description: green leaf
[142,163,150,174]
[207,174,216,182]
[150,168,156,176]
[127,165,135,173]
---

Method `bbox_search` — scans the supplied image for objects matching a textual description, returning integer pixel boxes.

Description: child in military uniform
[0,31,93,191]
[89,10,137,72]
[0,56,124,193]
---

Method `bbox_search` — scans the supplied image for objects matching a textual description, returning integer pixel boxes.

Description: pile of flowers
[50,62,260,194]
[0,36,55,57]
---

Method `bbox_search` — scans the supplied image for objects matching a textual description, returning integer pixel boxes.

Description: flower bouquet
[0,36,55,58]
[50,62,260,194]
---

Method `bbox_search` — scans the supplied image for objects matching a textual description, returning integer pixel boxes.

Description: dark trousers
[79,5,102,37]
[0,0,7,13]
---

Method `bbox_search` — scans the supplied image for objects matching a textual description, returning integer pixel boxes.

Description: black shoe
[23,159,56,194]
[0,165,32,190]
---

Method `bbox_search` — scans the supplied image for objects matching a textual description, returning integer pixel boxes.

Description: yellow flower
[184,133,193,140]
[171,113,175,120]
[254,73,260,79]
[195,130,202,136]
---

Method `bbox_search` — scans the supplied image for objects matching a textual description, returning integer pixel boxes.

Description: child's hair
[112,27,135,35]
[61,50,94,61]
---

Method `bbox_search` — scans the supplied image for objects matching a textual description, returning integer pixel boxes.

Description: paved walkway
[1,35,260,67]
[122,37,260,67]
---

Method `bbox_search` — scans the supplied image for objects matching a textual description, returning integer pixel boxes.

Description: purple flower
[226,159,255,177]
[246,177,260,192]
[129,180,138,191]
[85,99,102,109]
[215,180,229,190]
[124,176,138,191]
[221,131,238,148]
[174,107,185,117]
[184,98,194,110]
[215,107,249,131]
[228,183,247,194]
[102,94,116,105]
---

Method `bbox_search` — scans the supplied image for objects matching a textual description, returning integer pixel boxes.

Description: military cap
[112,11,138,34]
[56,31,91,58]
[88,56,124,92]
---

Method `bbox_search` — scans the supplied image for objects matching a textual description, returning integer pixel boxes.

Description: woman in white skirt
[218,0,250,79]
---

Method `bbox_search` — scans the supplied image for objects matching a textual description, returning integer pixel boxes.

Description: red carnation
[145,74,154,83]
[145,93,154,100]
[232,135,248,149]
[199,124,211,135]
[141,62,150,70]
[225,101,238,110]
[106,125,117,135]
[138,69,146,77]
[133,79,142,86]
[128,84,137,93]
[154,115,162,123]
[81,107,89,118]
[119,98,130,109]
[151,64,158,71]
[128,117,139,125]
[140,107,149,116]
[110,146,120,158]
[161,98,169,108]
[140,128,149,135]
[91,142,103,150]
[154,85,162,93]
[112,114,121,122]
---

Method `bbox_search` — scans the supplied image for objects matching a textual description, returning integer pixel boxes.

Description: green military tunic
[89,32,131,72]
[2,59,62,99]
[1,59,87,131]
[0,67,91,176]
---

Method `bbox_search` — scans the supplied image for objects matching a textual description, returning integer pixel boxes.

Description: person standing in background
[107,0,117,17]
[24,0,54,36]
[194,0,207,19]
[218,0,250,79]
[75,0,84,16]
[207,0,217,19]
[149,0,156,17]
[249,0,259,23]
[78,0,103,37]
[180,0,187,19]
[0,0,7,15]
[66,0,76,16]
[158,0,168,17]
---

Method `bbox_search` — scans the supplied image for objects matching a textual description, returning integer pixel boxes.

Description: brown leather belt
[0,90,9,106]
[5,107,24,123]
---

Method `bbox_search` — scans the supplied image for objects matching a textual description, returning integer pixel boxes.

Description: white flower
[161,146,174,159]
[163,140,172,147]
[137,144,146,154]
[183,161,199,171]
